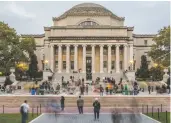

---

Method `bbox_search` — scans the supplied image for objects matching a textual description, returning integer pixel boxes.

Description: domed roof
[53,3,124,21]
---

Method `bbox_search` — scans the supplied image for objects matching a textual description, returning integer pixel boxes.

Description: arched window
[79,21,99,26]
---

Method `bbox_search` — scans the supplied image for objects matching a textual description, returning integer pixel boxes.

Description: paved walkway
[29,113,160,123]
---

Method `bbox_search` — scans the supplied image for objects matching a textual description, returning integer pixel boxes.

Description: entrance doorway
[86,57,92,80]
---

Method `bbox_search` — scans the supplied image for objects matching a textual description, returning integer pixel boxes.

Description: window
[144,40,148,45]
[111,61,115,69]
[62,48,66,55]
[103,48,107,55]
[63,61,66,69]
[70,48,74,55]
[55,61,58,68]
[120,61,123,70]
[79,21,99,26]
[55,48,58,55]
[103,61,107,68]
[71,61,74,69]
[111,49,115,55]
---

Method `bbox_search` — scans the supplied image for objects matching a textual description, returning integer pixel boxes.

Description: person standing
[99,85,104,96]
[85,84,89,95]
[20,100,29,123]
[77,96,84,114]
[148,85,151,94]
[60,96,65,111]
[93,98,101,121]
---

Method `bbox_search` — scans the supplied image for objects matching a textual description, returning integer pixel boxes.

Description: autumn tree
[148,26,170,67]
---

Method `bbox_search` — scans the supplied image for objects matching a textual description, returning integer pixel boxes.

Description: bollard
[166,111,168,123]
[158,108,160,120]
[147,105,148,114]
[40,104,41,114]
[37,106,39,116]
[3,105,4,114]
[152,106,153,117]
[161,104,162,112]
[142,105,144,113]
[32,107,34,117]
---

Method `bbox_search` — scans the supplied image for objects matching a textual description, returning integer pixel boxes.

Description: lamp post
[44,60,48,71]
[130,60,133,71]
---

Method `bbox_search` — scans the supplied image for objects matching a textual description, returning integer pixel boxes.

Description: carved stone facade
[21,3,156,81]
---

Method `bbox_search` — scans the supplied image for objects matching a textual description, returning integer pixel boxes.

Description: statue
[9,68,18,86]
[162,69,169,83]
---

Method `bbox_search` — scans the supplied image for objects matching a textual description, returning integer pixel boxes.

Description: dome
[53,3,124,21]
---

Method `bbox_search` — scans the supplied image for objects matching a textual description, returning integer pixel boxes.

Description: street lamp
[130,60,133,70]
[44,60,48,70]
[154,63,158,67]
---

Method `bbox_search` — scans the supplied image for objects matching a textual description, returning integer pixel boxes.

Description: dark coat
[93,101,101,111]
[60,97,65,107]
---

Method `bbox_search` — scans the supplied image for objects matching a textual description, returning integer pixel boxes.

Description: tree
[149,66,163,81]
[0,21,36,73]
[28,54,38,79]
[148,26,170,67]
[136,55,149,78]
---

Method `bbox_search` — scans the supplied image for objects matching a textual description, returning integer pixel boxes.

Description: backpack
[20,106,24,114]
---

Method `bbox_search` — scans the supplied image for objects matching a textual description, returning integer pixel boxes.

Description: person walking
[77,96,84,114]
[148,85,151,94]
[93,98,101,121]
[60,96,65,111]
[20,100,29,123]
[99,85,104,96]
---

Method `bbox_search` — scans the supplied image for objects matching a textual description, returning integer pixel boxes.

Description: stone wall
[0,96,169,108]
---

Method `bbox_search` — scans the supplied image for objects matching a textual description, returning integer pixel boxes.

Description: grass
[146,112,170,123]
[0,113,39,123]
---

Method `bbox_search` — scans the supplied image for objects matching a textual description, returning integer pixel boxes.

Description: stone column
[82,44,86,73]
[108,45,112,73]
[66,44,70,73]
[74,44,78,71]
[92,44,95,73]
[129,44,134,70]
[58,44,62,73]
[50,44,54,72]
[115,44,120,73]
[100,44,104,73]
[124,44,128,70]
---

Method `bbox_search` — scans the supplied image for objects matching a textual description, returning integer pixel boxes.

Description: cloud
[6,2,36,19]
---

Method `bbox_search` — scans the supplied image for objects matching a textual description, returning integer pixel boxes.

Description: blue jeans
[21,113,28,123]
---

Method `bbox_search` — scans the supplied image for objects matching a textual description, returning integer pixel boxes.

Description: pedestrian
[85,84,88,95]
[80,85,84,95]
[62,76,64,82]
[105,86,108,95]
[148,85,151,94]
[20,100,29,123]
[99,85,104,96]
[93,98,101,121]
[77,96,84,114]
[60,96,65,111]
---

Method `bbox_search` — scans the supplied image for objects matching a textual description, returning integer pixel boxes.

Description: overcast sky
[0,1,170,34]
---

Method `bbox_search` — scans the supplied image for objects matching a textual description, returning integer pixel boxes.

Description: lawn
[146,112,170,123]
[0,113,39,123]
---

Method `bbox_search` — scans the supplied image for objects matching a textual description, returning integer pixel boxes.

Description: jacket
[93,101,101,111]
[77,98,84,107]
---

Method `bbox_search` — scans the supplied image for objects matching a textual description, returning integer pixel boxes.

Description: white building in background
[21,3,156,81]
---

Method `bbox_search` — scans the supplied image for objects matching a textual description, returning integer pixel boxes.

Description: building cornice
[133,34,156,38]
[134,45,152,47]
[44,27,51,31]
[21,34,45,38]
[127,27,134,31]
[45,26,131,30]
[48,36,129,40]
